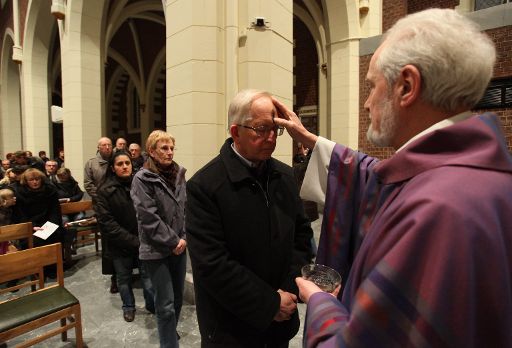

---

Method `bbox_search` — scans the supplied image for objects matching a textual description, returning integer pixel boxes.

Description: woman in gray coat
[131,130,187,348]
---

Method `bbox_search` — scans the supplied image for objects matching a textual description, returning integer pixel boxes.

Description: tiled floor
[3,216,322,347]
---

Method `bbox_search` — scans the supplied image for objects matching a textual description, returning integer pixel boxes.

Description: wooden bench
[0,222,36,295]
[0,243,83,347]
[60,200,100,252]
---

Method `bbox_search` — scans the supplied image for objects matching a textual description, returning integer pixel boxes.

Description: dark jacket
[131,156,144,173]
[95,175,139,258]
[12,179,63,246]
[55,178,84,202]
[186,138,313,346]
[131,164,186,260]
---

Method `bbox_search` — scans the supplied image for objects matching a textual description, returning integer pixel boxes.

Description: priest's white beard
[366,96,398,147]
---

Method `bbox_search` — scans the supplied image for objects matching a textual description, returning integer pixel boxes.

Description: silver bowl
[301,264,341,293]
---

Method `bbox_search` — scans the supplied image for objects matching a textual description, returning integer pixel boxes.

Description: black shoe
[110,281,119,294]
[123,310,135,322]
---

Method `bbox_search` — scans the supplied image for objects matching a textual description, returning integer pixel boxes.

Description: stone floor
[2,217,322,347]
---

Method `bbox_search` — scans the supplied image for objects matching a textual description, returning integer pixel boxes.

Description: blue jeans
[113,256,153,312]
[141,252,186,348]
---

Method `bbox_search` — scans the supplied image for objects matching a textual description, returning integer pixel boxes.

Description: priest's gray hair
[377,8,496,112]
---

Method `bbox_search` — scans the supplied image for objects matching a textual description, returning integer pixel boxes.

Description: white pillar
[59,0,105,187]
[0,35,23,154]
[238,0,294,164]
[165,0,294,175]
[165,0,227,175]
[328,39,360,148]
[19,0,54,153]
[324,0,361,149]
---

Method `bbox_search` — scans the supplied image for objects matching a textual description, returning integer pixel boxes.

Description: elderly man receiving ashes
[273,8,512,348]
[187,89,313,348]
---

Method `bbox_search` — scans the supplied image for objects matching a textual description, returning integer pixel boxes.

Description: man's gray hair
[228,89,273,126]
[377,8,496,112]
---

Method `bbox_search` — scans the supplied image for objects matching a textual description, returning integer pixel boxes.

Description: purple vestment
[306,113,512,347]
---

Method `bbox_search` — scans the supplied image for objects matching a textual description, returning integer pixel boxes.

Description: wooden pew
[0,222,33,249]
[60,200,100,252]
[0,243,83,347]
[0,222,36,294]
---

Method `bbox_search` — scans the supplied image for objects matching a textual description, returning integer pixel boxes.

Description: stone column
[324,0,362,149]
[19,0,54,153]
[59,0,105,187]
[327,39,360,148]
[238,0,294,164]
[166,0,294,176]
[165,0,226,175]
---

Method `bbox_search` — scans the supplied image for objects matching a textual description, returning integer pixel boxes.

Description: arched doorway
[293,16,319,156]
[104,1,166,145]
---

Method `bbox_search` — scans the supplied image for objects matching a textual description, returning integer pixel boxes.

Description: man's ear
[398,64,421,107]
[229,124,239,141]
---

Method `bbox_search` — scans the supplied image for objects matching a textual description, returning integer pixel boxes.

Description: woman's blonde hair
[145,130,175,154]
[56,167,71,180]
[0,188,14,204]
[0,168,12,186]
[144,130,176,173]
[20,168,46,186]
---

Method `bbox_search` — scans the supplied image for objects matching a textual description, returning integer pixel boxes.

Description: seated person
[0,169,14,189]
[4,165,28,193]
[55,167,85,224]
[12,168,64,248]
[0,188,16,254]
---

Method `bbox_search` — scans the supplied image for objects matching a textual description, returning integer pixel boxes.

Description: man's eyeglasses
[237,124,284,137]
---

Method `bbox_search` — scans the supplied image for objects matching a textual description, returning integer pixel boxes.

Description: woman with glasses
[131,130,187,348]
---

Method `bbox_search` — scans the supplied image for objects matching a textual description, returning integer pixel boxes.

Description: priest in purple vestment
[273,8,512,348]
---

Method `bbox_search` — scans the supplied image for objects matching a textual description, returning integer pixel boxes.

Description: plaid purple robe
[306,113,512,347]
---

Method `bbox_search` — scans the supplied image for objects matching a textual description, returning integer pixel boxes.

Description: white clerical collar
[396,111,473,152]
[231,142,259,168]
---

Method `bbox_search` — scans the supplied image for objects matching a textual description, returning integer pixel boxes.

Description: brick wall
[408,0,459,13]
[358,55,395,159]
[19,0,28,46]
[362,7,512,156]
[0,1,14,62]
[487,26,512,78]
[473,25,512,151]
[382,0,461,32]
[382,0,407,33]
[0,0,29,63]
